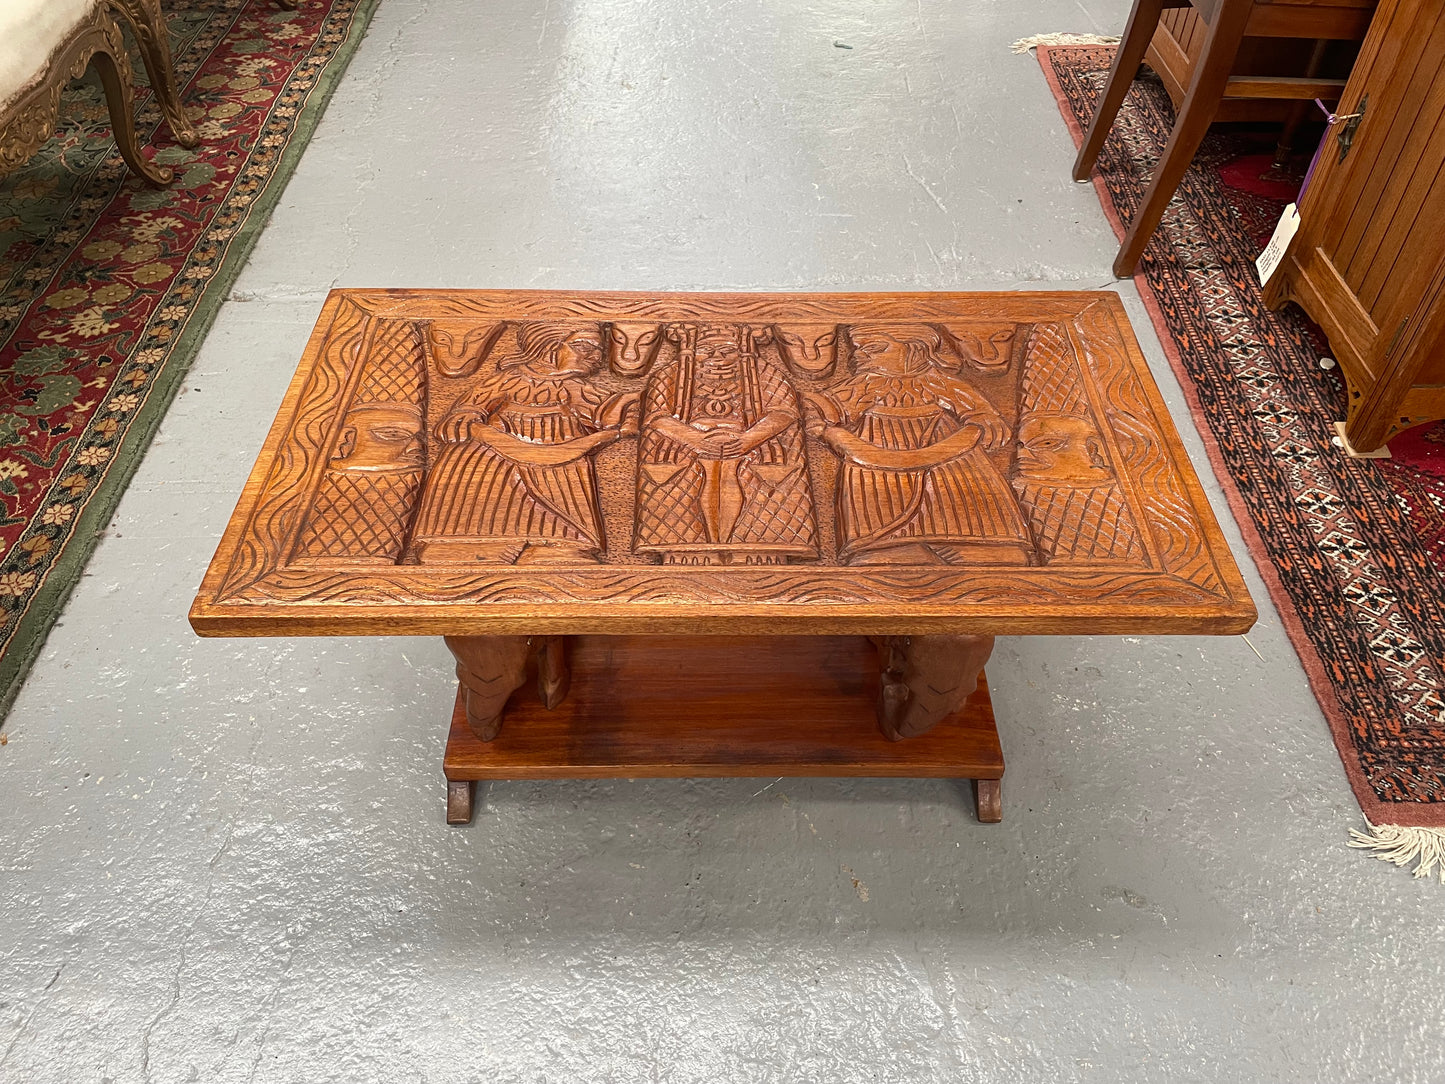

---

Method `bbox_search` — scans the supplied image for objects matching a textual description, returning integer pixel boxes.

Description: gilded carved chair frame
[0,1,192,186]
[107,0,199,150]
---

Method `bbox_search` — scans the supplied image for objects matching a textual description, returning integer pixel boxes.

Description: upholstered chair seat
[0,0,196,185]
[0,0,98,109]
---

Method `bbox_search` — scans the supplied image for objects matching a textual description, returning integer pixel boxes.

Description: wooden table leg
[974,778,1002,823]
[442,635,576,822]
[444,635,531,742]
[446,779,475,825]
[872,634,996,740]
[873,635,1003,822]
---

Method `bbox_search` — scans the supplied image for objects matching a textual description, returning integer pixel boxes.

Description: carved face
[607,323,663,375]
[849,326,941,376]
[548,331,602,376]
[696,338,743,375]
[1015,414,1112,483]
[331,404,424,471]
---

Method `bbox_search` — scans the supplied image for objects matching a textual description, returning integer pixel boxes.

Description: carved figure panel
[409,322,635,565]
[809,323,1034,567]
[194,291,1255,635]
[635,323,817,565]
[1011,322,1145,563]
[294,321,427,562]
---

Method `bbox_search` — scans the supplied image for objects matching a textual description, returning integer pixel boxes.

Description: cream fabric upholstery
[0,0,99,111]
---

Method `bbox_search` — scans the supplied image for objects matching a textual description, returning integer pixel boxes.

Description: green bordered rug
[0,0,379,719]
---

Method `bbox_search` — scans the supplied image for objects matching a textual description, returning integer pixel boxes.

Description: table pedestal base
[442,635,1004,826]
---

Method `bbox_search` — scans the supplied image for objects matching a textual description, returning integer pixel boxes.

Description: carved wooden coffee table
[191,290,1254,825]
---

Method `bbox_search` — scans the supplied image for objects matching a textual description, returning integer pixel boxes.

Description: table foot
[446,779,475,825]
[974,778,1002,823]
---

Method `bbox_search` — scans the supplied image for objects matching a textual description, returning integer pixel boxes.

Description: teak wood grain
[189,290,1255,639]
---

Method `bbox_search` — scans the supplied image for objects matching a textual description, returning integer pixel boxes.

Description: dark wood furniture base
[441,635,1004,826]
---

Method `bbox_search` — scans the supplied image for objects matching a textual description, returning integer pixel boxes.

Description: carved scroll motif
[294,321,427,562]
[811,323,1034,566]
[409,322,634,565]
[1011,323,1145,563]
[634,323,818,565]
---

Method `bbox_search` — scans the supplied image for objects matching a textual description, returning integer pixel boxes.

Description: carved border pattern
[203,292,1248,619]
[222,567,1223,606]
[1069,303,1226,594]
[216,298,373,598]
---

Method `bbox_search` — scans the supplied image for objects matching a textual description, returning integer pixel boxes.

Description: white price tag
[1256,202,1301,286]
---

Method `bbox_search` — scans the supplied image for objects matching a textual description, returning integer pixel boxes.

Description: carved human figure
[1011,324,1144,562]
[296,401,425,560]
[634,323,818,564]
[809,324,1034,565]
[408,323,633,564]
[1013,412,1144,560]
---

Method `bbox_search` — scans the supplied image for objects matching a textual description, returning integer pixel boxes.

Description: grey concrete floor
[3,0,1443,1081]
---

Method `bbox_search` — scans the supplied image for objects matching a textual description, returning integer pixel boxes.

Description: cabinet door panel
[1268,0,1445,451]
[1354,121,1445,314]
[1323,3,1442,285]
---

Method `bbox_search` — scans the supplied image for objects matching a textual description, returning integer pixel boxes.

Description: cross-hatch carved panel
[193,291,1255,634]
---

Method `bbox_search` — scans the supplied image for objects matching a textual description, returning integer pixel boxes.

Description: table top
[190,290,1255,637]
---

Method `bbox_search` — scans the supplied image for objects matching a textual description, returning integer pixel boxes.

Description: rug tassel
[1010,33,1121,55]
[1348,818,1445,883]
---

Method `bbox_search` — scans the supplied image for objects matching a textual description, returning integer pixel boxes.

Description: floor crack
[901,154,950,216]
[244,933,308,1084]
[0,963,64,1071]
[142,701,267,1082]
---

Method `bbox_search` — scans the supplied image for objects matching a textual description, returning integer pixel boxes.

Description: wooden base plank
[442,636,1004,821]
[1332,420,1392,459]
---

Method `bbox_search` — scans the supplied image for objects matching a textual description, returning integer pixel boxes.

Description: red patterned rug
[1040,45,1445,838]
[0,0,378,716]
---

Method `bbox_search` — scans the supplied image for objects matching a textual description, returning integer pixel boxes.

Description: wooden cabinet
[1265,0,1445,453]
